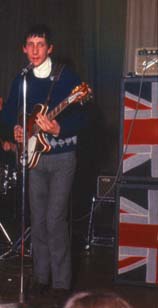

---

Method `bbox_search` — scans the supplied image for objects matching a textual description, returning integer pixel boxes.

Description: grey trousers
[29,151,77,289]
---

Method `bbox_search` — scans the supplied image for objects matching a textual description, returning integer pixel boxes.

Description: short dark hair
[23,24,52,46]
[64,291,133,308]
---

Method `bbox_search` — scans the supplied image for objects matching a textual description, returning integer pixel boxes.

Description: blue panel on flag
[119,76,158,182]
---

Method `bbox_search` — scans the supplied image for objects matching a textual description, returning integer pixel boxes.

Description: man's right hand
[2,141,16,152]
[0,97,3,111]
[14,125,23,143]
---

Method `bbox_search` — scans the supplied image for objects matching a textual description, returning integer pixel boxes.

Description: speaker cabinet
[97,176,115,199]
[115,183,158,286]
[120,76,158,182]
[86,197,115,248]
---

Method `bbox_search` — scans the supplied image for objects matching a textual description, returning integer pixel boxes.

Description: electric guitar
[18,82,92,169]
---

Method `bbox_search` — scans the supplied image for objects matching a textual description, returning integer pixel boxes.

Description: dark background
[0,0,127,230]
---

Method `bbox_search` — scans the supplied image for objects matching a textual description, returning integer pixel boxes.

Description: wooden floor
[0,238,158,308]
[0,191,158,308]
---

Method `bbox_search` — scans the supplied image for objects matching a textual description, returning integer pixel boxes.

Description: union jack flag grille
[122,78,158,180]
[116,78,158,286]
[117,184,158,285]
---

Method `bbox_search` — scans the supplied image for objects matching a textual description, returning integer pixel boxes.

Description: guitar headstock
[68,82,93,105]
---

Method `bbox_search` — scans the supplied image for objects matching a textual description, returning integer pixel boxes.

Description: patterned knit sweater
[1,64,90,155]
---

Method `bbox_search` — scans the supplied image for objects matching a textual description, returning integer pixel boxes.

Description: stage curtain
[0,0,127,176]
[124,0,158,75]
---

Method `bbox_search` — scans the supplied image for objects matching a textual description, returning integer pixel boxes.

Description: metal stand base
[0,223,13,245]
[0,226,31,260]
[85,196,115,250]
[0,302,33,307]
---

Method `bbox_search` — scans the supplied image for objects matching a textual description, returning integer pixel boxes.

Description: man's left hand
[35,113,61,136]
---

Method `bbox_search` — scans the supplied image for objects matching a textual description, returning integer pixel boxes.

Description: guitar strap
[17,62,64,112]
[45,62,65,106]
[16,62,64,168]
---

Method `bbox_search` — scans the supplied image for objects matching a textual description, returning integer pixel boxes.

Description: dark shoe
[28,281,49,299]
[51,288,71,307]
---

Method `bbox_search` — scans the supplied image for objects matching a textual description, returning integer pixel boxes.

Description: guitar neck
[48,98,69,121]
[44,82,91,121]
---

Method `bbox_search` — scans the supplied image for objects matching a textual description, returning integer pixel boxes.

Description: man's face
[23,36,53,67]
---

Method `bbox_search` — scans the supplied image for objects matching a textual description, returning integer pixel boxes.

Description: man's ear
[23,46,27,54]
[48,44,53,55]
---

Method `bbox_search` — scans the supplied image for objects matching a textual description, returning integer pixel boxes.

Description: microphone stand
[19,71,27,305]
[0,73,32,307]
[17,64,33,306]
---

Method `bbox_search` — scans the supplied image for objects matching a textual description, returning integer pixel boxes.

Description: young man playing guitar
[1,24,91,305]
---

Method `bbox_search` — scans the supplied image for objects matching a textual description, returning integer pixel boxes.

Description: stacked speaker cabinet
[115,76,158,286]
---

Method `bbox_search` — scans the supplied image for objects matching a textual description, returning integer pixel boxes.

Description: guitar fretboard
[48,99,69,121]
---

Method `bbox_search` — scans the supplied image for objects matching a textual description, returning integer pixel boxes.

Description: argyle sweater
[1,64,90,155]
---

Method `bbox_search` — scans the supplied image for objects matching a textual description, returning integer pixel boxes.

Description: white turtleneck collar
[33,57,52,78]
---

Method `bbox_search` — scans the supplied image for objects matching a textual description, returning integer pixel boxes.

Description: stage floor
[0,242,158,308]
[0,190,158,307]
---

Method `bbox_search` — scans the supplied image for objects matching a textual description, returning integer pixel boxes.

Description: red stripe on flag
[119,256,145,269]
[119,223,158,248]
[123,153,135,160]
[120,209,128,213]
[156,251,158,283]
[125,97,151,110]
[124,119,158,144]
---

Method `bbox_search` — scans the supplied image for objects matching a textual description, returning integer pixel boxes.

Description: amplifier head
[135,47,158,76]
[97,176,115,199]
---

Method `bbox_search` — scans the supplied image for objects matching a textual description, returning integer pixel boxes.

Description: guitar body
[19,103,51,169]
[18,82,91,169]
[27,131,51,168]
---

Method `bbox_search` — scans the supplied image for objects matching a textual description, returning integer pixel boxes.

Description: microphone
[21,63,33,76]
